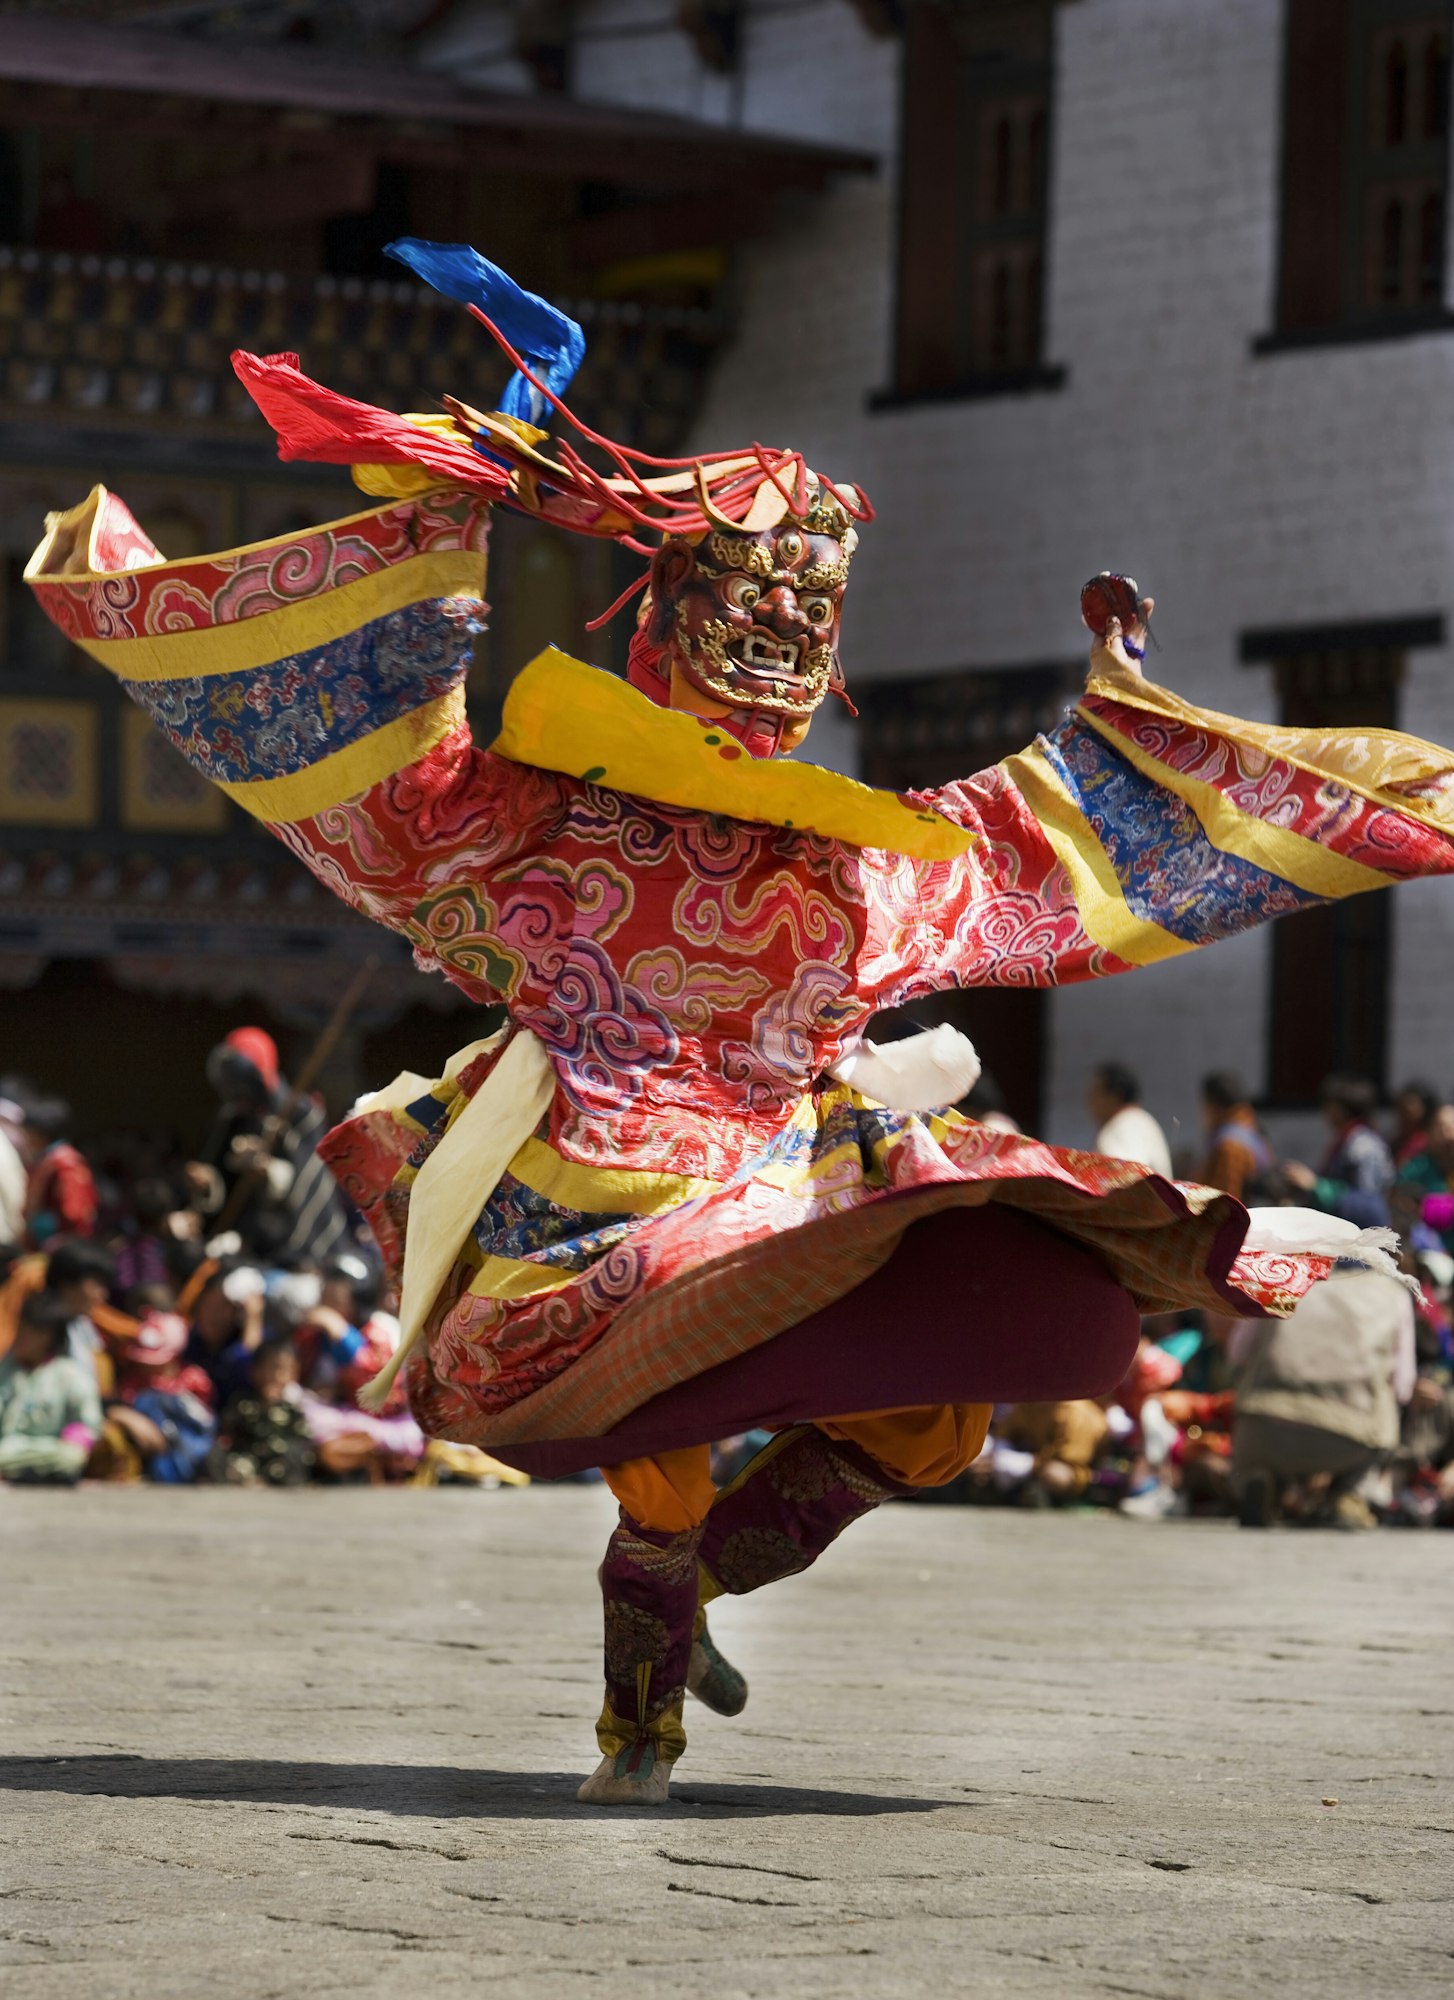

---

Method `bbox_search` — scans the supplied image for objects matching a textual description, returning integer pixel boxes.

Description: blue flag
[386,238,586,429]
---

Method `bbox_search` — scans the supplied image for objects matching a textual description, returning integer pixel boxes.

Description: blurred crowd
[0,1026,531,1495]
[950,1062,1454,1531]
[2,1025,1452,1532]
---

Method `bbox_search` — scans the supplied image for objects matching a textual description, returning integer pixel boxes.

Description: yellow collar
[492,648,973,861]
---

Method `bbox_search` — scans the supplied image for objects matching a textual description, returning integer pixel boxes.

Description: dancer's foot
[687,1615,748,1716]
[577,1740,673,1806]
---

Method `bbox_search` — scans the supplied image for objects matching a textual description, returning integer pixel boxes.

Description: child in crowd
[45,1239,118,1384]
[293,1255,426,1480]
[209,1338,315,1487]
[0,1290,102,1483]
[182,1261,266,1407]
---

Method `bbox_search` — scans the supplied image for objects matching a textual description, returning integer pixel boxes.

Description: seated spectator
[112,1286,213,1407]
[46,1239,118,1385]
[1284,1074,1394,1228]
[295,1260,425,1482]
[111,1179,183,1295]
[0,1290,102,1483]
[999,1400,1111,1504]
[1230,1263,1414,1530]
[1392,1373,1454,1525]
[1395,1102,1454,1254]
[209,1339,315,1488]
[1392,1080,1441,1169]
[1196,1072,1273,1198]
[88,1290,217,1484]
[183,1262,266,1408]
[1086,1062,1172,1176]
[25,1097,98,1242]
[296,1255,399,1406]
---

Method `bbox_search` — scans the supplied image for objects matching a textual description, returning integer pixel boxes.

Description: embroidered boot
[577,1513,701,1806]
[687,1604,749,1716]
[698,1424,908,1608]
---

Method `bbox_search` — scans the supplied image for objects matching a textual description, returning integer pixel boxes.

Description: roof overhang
[0,19,878,195]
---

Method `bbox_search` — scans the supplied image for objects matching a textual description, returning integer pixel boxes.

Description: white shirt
[0,1125,27,1246]
[1095,1104,1173,1178]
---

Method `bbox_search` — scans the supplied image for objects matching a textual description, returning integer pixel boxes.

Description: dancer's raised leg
[697,1405,991,1605]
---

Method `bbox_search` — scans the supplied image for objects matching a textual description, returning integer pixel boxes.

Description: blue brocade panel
[1041,721,1324,944]
[120,596,478,785]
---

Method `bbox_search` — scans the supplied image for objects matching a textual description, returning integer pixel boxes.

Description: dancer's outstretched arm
[865,604,1454,1003]
[25,484,561,1009]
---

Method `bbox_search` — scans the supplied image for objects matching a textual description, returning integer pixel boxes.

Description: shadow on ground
[0,1754,954,1820]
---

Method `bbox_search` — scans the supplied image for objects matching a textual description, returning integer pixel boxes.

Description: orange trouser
[601,1403,992,1534]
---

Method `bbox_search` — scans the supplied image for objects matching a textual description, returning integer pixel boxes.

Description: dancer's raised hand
[1089,594,1154,681]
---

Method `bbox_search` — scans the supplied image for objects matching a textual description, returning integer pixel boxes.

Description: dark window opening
[1419,187,1445,294]
[856,661,1077,1130]
[891,0,1056,398]
[321,161,412,281]
[2,556,92,684]
[1425,29,1451,132]
[1265,648,1403,1104]
[1274,0,1452,340]
[1386,37,1410,142]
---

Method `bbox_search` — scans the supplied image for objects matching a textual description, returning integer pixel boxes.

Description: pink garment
[299,1389,424,1459]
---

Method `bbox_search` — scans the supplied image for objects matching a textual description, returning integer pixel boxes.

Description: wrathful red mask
[631,496,859,758]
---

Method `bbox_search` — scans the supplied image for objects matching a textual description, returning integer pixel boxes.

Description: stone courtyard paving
[1,1484,1451,1999]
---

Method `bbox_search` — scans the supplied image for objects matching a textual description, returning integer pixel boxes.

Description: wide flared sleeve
[24,483,557,1005]
[873,664,1454,998]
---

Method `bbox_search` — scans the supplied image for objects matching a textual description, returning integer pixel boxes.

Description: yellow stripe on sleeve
[217,687,464,824]
[79,549,485,683]
[1002,743,1193,967]
[1074,703,1393,901]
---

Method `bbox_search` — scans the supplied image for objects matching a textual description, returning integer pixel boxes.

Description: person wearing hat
[196,1026,352,1266]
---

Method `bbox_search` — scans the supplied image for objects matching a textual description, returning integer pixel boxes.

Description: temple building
[3,0,1453,1157]
[0,3,868,1137]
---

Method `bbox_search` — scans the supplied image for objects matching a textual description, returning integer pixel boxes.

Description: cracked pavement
[2,1486,1452,1998]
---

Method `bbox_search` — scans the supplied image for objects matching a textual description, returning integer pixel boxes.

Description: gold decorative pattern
[700,535,854,593]
[797,556,852,590]
[676,608,834,714]
[120,707,228,833]
[706,533,777,576]
[0,698,97,827]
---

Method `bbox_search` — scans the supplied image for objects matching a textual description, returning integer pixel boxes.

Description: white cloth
[1240,1207,1421,1304]
[356,1028,556,1412]
[828,1024,981,1112]
[1094,1104,1173,1177]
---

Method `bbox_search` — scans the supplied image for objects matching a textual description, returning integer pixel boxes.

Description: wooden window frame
[857,659,1079,1132]
[1259,0,1454,355]
[874,0,1066,410]
[1240,614,1445,1105]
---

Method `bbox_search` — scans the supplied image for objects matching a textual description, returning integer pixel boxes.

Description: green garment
[0,1352,102,1464]
[1395,1152,1454,1253]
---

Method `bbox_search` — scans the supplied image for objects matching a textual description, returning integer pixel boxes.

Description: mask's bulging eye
[802,597,833,625]
[724,576,761,611]
[778,531,804,564]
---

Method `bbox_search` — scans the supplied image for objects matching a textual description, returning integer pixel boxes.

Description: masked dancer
[27,242,1454,1803]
